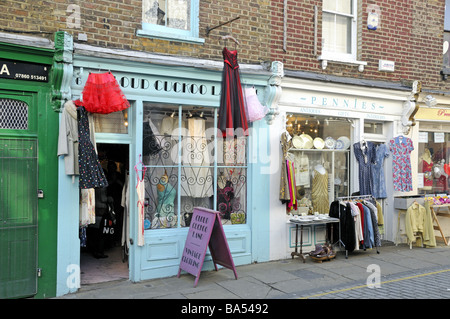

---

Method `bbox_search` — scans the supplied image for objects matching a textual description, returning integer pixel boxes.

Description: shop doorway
[80,143,130,285]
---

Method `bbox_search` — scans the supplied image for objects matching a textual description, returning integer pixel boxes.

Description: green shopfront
[0,31,70,299]
[56,45,281,296]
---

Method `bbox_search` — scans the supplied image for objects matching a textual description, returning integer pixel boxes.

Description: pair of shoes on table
[309,244,335,258]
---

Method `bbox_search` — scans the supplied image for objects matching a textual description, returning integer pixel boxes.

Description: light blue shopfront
[56,50,277,296]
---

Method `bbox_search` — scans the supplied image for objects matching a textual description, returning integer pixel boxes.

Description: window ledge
[318,55,367,72]
[136,29,205,45]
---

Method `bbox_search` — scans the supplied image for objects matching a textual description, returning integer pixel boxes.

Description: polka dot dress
[77,105,108,189]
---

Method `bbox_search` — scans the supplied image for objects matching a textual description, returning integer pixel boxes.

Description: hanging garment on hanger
[371,143,390,199]
[348,201,363,251]
[405,201,436,247]
[389,136,414,192]
[364,200,382,247]
[74,71,130,114]
[243,86,268,122]
[80,188,96,226]
[77,105,108,189]
[328,201,356,252]
[218,47,248,137]
[360,203,374,249]
[353,140,376,196]
[136,169,145,246]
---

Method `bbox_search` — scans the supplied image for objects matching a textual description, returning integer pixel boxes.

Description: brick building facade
[1,0,450,299]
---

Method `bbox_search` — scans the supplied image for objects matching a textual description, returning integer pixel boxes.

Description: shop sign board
[178,207,238,287]
[0,59,49,82]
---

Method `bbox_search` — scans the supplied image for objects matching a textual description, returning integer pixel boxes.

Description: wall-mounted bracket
[205,16,240,36]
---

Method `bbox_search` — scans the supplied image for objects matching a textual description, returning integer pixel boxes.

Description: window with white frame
[321,0,357,62]
[142,103,248,229]
[137,0,204,44]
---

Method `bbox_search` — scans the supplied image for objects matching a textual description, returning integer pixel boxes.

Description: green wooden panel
[0,138,38,298]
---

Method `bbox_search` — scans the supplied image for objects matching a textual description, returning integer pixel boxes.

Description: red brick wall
[0,0,272,64]
[269,0,448,91]
[0,0,448,91]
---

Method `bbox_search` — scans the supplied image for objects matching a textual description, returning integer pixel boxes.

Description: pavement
[56,241,450,301]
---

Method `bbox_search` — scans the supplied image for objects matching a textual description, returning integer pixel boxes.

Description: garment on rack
[349,202,364,251]
[331,197,382,252]
[328,201,356,252]
[371,143,389,199]
[218,47,248,137]
[389,135,414,192]
[361,204,374,249]
[77,105,108,189]
[353,140,376,196]
[364,200,382,248]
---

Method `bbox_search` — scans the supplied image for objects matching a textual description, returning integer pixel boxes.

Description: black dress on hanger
[77,105,108,189]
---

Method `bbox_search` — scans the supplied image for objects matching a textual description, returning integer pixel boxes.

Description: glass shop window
[285,114,352,214]
[142,103,248,229]
[93,109,129,134]
[364,121,383,135]
[417,125,450,195]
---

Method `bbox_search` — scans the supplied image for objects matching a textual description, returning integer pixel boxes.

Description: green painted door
[0,95,38,298]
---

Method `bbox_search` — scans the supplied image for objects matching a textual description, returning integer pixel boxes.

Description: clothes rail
[337,194,375,201]
[333,194,381,257]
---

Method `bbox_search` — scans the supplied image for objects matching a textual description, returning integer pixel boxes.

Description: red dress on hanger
[218,47,249,137]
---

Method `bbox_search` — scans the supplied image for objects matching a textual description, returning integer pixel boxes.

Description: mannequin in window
[311,163,329,214]
[420,148,433,190]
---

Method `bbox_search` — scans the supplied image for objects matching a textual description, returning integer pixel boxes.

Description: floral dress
[389,136,414,192]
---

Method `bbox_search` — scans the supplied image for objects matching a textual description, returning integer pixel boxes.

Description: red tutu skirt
[74,72,130,114]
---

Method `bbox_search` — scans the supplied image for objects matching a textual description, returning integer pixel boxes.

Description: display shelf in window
[287,148,350,215]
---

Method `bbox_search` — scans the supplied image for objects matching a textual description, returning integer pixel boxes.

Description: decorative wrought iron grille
[142,103,248,229]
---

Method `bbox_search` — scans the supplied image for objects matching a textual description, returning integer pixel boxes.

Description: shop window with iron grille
[142,103,247,229]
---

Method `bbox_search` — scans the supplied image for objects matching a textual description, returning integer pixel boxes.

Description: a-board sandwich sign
[177,207,238,287]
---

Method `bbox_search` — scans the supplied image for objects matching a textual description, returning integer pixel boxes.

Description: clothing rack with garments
[328,194,382,258]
